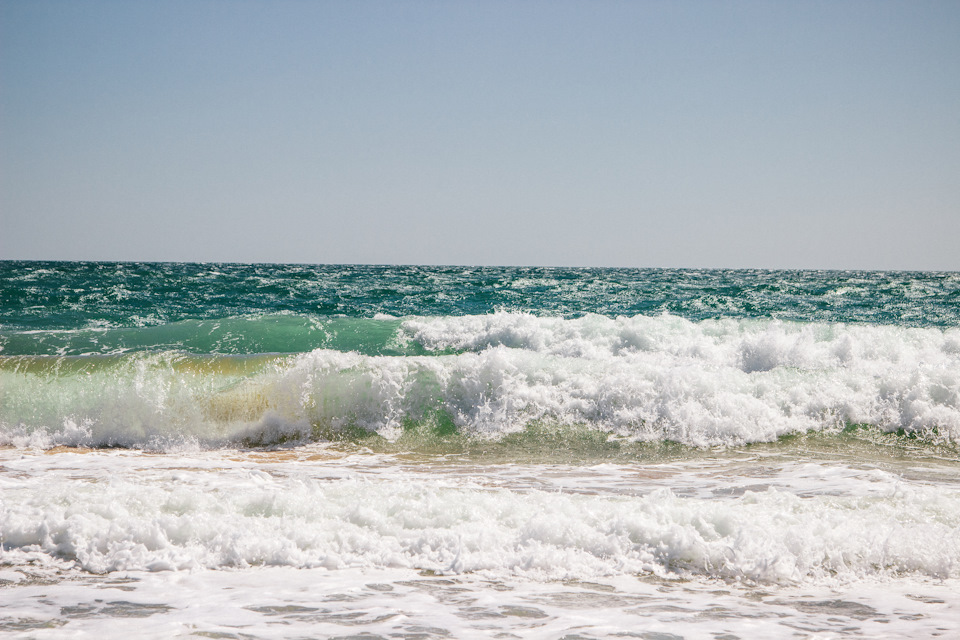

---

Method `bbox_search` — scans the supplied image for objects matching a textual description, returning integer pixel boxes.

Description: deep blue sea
[2,262,959,638]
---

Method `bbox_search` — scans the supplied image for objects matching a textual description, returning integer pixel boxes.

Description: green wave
[0,314,441,357]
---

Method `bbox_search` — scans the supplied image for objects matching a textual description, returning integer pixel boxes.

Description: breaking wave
[2,313,958,449]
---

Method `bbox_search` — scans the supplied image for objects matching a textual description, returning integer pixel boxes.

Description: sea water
[1,262,958,638]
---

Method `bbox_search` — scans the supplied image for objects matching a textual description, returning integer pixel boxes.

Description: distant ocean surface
[2,262,959,639]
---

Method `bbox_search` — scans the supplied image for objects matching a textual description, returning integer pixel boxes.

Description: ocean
[1,261,958,639]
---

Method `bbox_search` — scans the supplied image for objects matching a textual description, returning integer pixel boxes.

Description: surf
[2,313,958,451]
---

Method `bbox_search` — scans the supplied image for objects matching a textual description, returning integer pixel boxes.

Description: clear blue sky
[2,0,958,269]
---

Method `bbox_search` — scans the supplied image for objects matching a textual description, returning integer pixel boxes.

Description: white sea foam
[2,314,959,448]
[3,448,960,638]
[2,450,958,584]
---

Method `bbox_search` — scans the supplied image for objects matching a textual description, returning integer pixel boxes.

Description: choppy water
[1,262,959,638]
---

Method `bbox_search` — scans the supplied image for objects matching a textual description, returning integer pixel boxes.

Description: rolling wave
[2,313,958,449]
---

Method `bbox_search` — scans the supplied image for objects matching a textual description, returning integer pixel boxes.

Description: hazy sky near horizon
[2,1,958,269]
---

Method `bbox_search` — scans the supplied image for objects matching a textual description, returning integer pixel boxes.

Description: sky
[1,0,958,269]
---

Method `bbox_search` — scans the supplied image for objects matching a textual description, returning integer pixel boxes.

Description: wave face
[2,313,959,449]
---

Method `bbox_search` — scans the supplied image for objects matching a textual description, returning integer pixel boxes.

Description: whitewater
[1,262,959,639]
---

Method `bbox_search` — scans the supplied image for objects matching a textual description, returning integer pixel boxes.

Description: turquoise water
[3,262,959,343]
[1,261,959,451]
